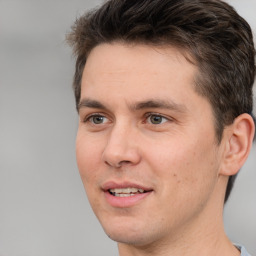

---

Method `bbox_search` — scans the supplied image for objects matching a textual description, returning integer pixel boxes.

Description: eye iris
[150,115,162,124]
[92,116,104,124]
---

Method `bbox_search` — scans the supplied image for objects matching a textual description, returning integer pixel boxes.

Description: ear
[219,113,255,176]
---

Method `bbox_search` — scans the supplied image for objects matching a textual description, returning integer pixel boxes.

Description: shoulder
[235,244,252,256]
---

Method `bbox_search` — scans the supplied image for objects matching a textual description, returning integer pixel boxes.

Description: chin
[99,216,161,247]
[99,216,146,243]
[106,230,151,246]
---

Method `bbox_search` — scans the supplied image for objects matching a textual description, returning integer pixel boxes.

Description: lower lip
[104,191,152,208]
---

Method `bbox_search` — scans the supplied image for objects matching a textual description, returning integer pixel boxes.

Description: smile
[109,187,145,197]
[102,182,153,207]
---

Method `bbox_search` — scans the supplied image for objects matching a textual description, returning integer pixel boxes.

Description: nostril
[104,160,131,168]
[119,160,131,165]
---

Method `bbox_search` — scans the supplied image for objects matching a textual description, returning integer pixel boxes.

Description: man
[67,0,255,255]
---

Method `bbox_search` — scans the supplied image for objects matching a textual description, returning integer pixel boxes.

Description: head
[67,0,255,249]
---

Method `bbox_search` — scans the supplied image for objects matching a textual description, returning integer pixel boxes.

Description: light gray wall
[0,1,255,255]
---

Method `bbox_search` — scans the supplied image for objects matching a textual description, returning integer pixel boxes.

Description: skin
[76,43,254,256]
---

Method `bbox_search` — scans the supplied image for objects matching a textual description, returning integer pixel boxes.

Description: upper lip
[102,181,153,192]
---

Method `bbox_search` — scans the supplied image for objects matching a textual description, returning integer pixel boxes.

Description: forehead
[85,42,195,75]
[81,43,199,100]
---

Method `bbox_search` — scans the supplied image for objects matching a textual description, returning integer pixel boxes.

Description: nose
[102,124,141,168]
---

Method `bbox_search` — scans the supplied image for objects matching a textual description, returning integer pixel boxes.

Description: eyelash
[82,112,171,125]
[144,113,169,125]
[83,113,108,124]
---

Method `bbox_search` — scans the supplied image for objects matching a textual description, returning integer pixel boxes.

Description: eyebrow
[131,99,187,113]
[78,98,187,113]
[78,99,107,111]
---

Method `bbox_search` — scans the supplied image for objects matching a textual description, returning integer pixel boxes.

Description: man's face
[76,43,224,246]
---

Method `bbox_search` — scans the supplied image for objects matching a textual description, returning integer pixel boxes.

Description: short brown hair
[67,0,255,202]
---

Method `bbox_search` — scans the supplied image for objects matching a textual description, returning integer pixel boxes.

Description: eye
[88,115,108,124]
[147,114,168,125]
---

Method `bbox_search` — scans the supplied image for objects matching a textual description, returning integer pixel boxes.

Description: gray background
[0,1,255,255]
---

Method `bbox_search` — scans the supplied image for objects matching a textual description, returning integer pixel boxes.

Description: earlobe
[220,113,255,176]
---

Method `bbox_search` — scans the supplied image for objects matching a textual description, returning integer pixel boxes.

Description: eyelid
[82,112,109,123]
[144,112,172,121]
[81,111,173,125]
[145,112,173,120]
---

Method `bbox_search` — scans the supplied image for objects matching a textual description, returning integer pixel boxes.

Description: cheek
[76,132,103,184]
[148,136,219,194]
[75,133,104,211]
[175,144,219,205]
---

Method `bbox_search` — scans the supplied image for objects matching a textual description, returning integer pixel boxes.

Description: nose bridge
[102,120,140,167]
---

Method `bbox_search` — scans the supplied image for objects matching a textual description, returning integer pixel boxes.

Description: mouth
[108,187,147,197]
[102,182,153,207]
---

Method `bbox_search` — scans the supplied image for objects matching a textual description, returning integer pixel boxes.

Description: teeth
[109,187,145,196]
[115,193,136,197]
